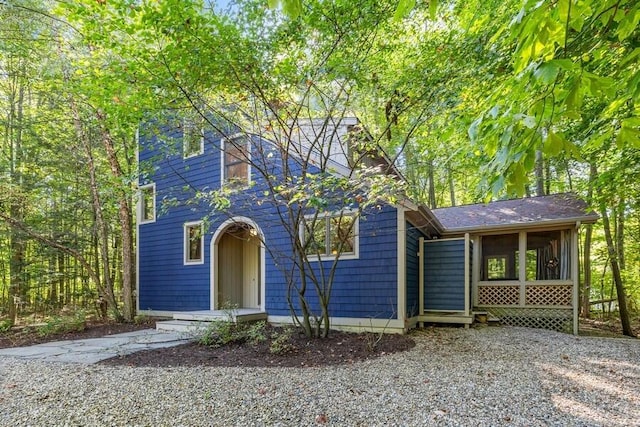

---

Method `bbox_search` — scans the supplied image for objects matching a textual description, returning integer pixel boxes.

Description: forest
[0,0,638,335]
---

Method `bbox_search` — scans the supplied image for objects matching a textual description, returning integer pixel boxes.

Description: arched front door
[211,218,264,310]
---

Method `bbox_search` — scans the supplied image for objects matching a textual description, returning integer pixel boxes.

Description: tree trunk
[535,150,545,196]
[427,158,436,209]
[97,117,135,322]
[69,100,121,320]
[7,76,26,325]
[447,167,456,206]
[600,203,635,337]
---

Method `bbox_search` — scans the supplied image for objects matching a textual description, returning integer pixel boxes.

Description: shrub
[37,310,86,337]
[0,319,12,333]
[269,326,296,355]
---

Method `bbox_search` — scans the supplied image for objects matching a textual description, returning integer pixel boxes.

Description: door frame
[210,216,266,311]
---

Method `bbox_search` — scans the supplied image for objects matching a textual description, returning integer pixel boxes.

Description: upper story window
[302,211,358,260]
[184,221,204,265]
[138,183,156,224]
[221,135,250,188]
[183,116,204,158]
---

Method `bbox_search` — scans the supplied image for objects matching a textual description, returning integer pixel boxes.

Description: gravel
[0,326,638,426]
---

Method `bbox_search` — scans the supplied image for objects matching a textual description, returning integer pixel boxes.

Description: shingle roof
[431,193,599,233]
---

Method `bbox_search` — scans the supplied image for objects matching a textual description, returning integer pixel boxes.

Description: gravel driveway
[1,326,638,426]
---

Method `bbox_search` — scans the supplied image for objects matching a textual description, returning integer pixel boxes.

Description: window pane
[224,138,249,186]
[481,234,519,280]
[187,225,202,261]
[183,118,203,157]
[141,187,154,221]
[487,256,507,279]
[305,218,327,256]
[330,215,355,255]
[526,230,563,280]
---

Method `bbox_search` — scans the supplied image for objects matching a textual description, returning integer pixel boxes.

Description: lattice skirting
[477,286,519,305]
[485,307,573,332]
[526,285,572,306]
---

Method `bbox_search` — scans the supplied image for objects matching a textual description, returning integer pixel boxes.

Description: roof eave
[439,215,599,236]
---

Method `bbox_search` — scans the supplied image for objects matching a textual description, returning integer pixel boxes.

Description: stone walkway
[0,329,192,364]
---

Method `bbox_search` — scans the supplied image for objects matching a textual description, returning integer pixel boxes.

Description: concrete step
[155,320,210,335]
[173,310,267,323]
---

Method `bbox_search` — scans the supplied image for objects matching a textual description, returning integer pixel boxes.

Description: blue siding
[405,221,423,317]
[423,239,465,311]
[138,124,398,319]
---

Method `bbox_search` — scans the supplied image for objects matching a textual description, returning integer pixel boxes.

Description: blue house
[136,115,597,334]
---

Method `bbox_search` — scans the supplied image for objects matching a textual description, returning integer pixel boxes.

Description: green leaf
[544,131,564,156]
[429,0,438,20]
[618,120,640,148]
[394,0,416,21]
[617,4,640,41]
[533,61,560,85]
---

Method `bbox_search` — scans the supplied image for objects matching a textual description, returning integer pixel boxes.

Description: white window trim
[301,211,360,262]
[220,134,251,188]
[182,117,204,159]
[138,183,156,224]
[184,221,205,265]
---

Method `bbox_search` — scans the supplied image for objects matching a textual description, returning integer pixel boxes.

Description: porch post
[572,223,580,335]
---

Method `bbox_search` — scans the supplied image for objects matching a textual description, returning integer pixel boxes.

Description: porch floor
[156,309,267,334]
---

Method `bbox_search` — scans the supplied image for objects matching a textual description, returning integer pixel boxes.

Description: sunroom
[429,193,599,334]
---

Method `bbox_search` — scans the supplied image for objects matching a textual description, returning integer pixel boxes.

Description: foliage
[269,325,297,355]
[198,320,268,348]
[37,310,87,337]
[0,319,13,333]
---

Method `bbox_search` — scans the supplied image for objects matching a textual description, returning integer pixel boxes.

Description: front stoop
[155,309,268,334]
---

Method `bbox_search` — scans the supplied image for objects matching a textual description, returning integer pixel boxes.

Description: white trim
[301,210,360,261]
[220,133,252,188]
[182,117,204,159]
[471,236,480,307]
[397,208,406,324]
[210,216,266,311]
[184,221,205,265]
[138,183,156,224]
[267,315,406,334]
[518,231,527,305]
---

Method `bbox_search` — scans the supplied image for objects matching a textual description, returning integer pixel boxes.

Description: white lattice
[526,285,572,307]
[477,286,519,305]
[486,308,572,332]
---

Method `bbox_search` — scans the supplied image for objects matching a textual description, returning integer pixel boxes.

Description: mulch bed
[101,328,416,368]
[0,319,415,368]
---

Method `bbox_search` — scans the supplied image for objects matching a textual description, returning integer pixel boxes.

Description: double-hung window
[183,116,204,158]
[303,212,358,260]
[184,221,204,265]
[139,183,156,224]
[221,135,250,188]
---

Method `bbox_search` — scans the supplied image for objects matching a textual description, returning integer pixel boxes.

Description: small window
[486,256,507,279]
[184,221,204,264]
[183,116,204,158]
[139,184,155,224]
[222,136,250,187]
[303,212,358,260]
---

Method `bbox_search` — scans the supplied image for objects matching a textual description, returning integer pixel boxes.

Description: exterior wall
[405,221,423,317]
[137,123,399,320]
[423,239,466,311]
